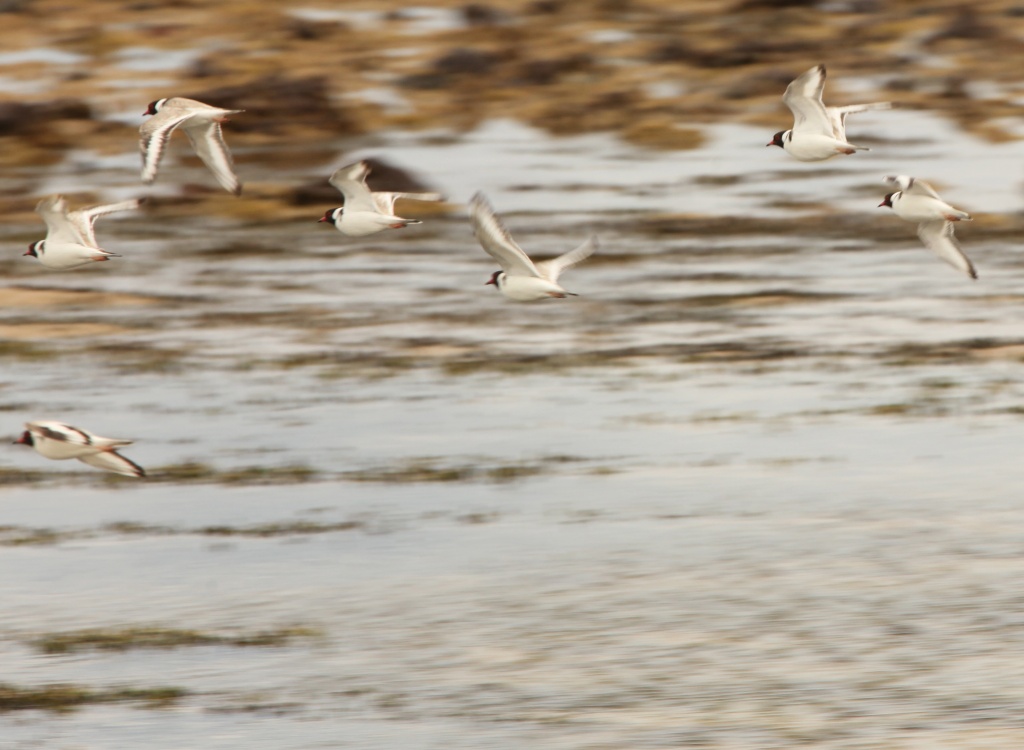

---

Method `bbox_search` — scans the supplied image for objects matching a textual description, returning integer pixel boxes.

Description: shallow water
[2,112,1024,748]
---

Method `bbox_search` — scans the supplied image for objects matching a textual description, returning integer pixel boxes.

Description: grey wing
[371,191,444,215]
[906,178,943,200]
[918,221,976,279]
[782,64,832,137]
[827,101,891,140]
[78,450,146,478]
[468,192,541,277]
[164,97,229,113]
[71,199,143,247]
[328,162,378,212]
[34,195,80,244]
[140,110,193,184]
[535,236,598,283]
[182,121,241,195]
[884,174,942,200]
[29,420,92,446]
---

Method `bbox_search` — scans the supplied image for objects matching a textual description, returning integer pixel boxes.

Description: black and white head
[143,98,168,116]
[485,270,504,289]
[878,192,898,209]
[767,130,789,148]
[13,429,33,447]
[24,240,43,258]
[318,207,342,225]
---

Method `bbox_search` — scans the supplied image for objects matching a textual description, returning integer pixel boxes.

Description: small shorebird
[878,174,976,279]
[14,421,145,478]
[26,194,141,270]
[140,97,243,195]
[319,160,443,237]
[768,64,891,161]
[469,191,597,302]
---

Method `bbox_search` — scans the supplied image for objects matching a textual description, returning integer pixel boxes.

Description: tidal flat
[3,3,1024,744]
[2,113,1024,748]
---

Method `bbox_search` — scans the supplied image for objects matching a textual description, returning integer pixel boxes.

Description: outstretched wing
[782,64,832,137]
[827,101,891,140]
[468,192,540,277]
[71,199,143,247]
[35,195,81,245]
[140,109,193,184]
[884,174,942,200]
[918,221,976,280]
[328,162,378,212]
[27,420,93,446]
[536,237,598,283]
[78,450,146,478]
[182,121,241,195]
[371,191,444,215]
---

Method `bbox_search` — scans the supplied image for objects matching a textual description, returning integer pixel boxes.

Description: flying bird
[25,194,141,270]
[767,65,891,162]
[318,161,443,237]
[14,421,145,478]
[878,175,976,279]
[140,97,243,195]
[469,191,597,302]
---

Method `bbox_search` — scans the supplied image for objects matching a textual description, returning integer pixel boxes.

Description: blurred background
[3,1,1024,748]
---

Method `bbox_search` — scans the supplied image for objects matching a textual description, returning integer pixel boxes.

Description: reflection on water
[2,114,1024,748]
[345,111,1015,216]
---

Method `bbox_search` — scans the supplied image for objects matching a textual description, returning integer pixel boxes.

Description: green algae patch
[0,340,60,360]
[0,525,69,545]
[344,455,581,484]
[91,342,191,375]
[0,683,186,713]
[33,626,319,655]
[0,519,364,547]
[219,464,318,485]
[0,468,50,487]
[148,462,318,485]
[197,521,361,537]
[345,460,473,483]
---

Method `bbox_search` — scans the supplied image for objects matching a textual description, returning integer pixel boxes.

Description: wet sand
[3,115,1024,746]
[4,2,1024,748]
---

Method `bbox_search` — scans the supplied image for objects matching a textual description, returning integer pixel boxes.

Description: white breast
[784,133,845,162]
[336,211,394,237]
[499,275,570,302]
[892,194,954,223]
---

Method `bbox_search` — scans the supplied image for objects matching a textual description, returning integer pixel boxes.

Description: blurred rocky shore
[1,0,1022,194]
